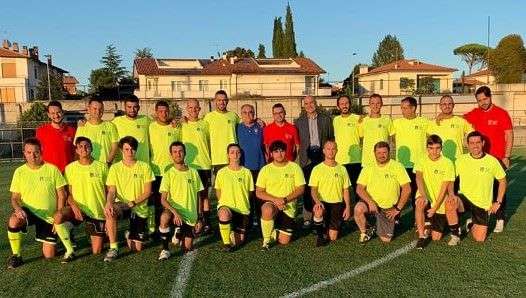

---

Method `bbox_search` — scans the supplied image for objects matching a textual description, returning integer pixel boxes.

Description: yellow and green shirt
[74,121,118,163]
[309,162,350,203]
[333,114,362,164]
[413,155,455,214]
[427,116,473,162]
[359,115,393,167]
[256,161,305,218]
[392,116,430,168]
[203,111,239,165]
[112,115,151,163]
[10,163,66,223]
[215,166,254,215]
[357,160,410,209]
[181,120,212,170]
[159,166,204,226]
[455,153,506,210]
[149,121,181,176]
[106,160,154,218]
[65,160,108,220]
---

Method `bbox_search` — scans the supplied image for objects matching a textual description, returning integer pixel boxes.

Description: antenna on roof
[210,42,222,58]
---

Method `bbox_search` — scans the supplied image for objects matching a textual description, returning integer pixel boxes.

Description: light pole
[44,54,52,100]
[350,52,357,98]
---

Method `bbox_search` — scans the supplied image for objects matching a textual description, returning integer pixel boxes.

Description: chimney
[222,53,227,60]
[29,46,39,59]
[210,56,215,61]
[2,39,10,49]
[12,42,19,52]
[229,56,238,65]
[22,46,28,56]
[359,65,369,75]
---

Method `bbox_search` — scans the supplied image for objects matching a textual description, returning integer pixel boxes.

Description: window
[304,76,315,95]
[370,80,376,92]
[34,66,38,79]
[0,87,16,103]
[29,89,35,100]
[379,79,384,90]
[1,63,16,78]
[199,80,209,91]
[219,79,228,90]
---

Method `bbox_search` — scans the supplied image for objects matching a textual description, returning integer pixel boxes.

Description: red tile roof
[134,57,325,76]
[466,68,490,77]
[0,48,28,58]
[359,59,457,76]
[63,75,78,84]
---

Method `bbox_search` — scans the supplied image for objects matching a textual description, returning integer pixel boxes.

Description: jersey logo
[196,127,201,131]
[101,131,106,135]
[285,133,292,139]
[450,124,456,128]
[414,125,421,130]
[227,120,232,124]
[377,124,383,128]
[433,169,445,175]
[168,132,172,137]
[39,176,52,182]
[347,123,354,127]
[187,179,193,184]
[254,129,259,133]
[89,172,101,178]
[488,120,498,126]
[133,173,144,178]
[238,177,243,182]
[136,125,142,129]
[334,173,339,177]
[284,173,294,178]
[479,167,490,173]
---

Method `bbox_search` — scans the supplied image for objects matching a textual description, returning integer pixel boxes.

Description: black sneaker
[416,237,429,250]
[7,255,23,269]
[61,252,75,264]
[202,225,213,235]
[316,236,329,247]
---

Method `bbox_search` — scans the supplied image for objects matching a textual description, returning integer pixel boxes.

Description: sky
[1,0,525,86]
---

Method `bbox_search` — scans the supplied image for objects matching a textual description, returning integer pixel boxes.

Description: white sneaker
[448,235,461,246]
[493,219,505,233]
[158,249,171,261]
[464,218,473,234]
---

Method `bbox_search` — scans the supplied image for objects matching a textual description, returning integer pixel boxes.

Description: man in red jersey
[35,100,76,172]
[464,86,513,233]
[263,103,300,162]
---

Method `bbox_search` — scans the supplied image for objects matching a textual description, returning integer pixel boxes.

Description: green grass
[1,150,525,297]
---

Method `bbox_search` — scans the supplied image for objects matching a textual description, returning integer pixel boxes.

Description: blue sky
[1,0,524,86]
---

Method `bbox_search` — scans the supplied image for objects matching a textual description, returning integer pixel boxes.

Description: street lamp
[44,54,52,101]
[350,52,357,98]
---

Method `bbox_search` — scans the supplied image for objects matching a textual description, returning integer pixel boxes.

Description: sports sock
[313,216,325,238]
[110,242,119,250]
[7,230,22,256]
[148,206,156,234]
[219,220,232,245]
[449,224,460,237]
[261,218,274,243]
[159,226,171,250]
[55,223,74,254]
[203,211,211,226]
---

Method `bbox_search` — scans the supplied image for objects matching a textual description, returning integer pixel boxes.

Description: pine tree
[283,3,297,57]
[257,44,266,58]
[135,47,154,59]
[371,35,405,67]
[272,17,285,58]
[100,44,127,85]
[488,34,526,83]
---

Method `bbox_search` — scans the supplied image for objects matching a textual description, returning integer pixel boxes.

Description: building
[0,39,68,103]
[63,75,79,95]
[357,59,457,96]
[133,56,328,100]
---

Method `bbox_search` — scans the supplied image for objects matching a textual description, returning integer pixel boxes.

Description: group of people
[6,86,513,269]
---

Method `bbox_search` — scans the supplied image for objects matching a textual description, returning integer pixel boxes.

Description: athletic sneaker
[61,252,75,264]
[7,255,23,269]
[493,219,505,233]
[158,249,171,261]
[104,249,118,262]
[416,237,429,250]
[464,218,473,234]
[303,220,312,230]
[359,233,371,244]
[260,241,271,251]
[316,236,329,247]
[448,235,461,246]
[202,224,212,235]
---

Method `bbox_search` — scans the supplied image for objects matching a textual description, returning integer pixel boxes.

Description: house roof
[358,59,457,77]
[466,68,491,77]
[0,47,28,58]
[134,57,326,76]
[63,75,78,84]
[454,77,486,86]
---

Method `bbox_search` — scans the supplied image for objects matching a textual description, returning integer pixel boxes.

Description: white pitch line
[281,240,417,298]
[170,236,210,298]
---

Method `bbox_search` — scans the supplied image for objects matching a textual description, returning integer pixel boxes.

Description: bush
[18,102,48,127]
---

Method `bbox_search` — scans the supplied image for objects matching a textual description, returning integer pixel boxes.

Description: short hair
[47,100,62,111]
[426,134,443,146]
[215,90,228,98]
[118,136,139,151]
[155,100,169,110]
[369,93,383,101]
[75,136,92,147]
[475,86,492,98]
[323,138,337,148]
[227,143,241,153]
[269,140,287,152]
[440,95,453,102]
[169,141,186,155]
[467,131,484,143]
[123,94,139,104]
[88,98,104,105]
[337,95,351,106]
[272,103,285,111]
[23,138,41,150]
[240,104,254,111]
[374,141,390,152]
[401,96,417,107]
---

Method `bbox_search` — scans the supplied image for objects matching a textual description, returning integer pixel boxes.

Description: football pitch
[1,150,525,297]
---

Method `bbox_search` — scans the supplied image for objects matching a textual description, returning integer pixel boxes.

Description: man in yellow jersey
[6,138,68,269]
[158,142,204,259]
[53,137,108,258]
[359,94,393,167]
[427,95,473,162]
[392,96,430,202]
[451,131,506,242]
[75,98,119,165]
[355,142,411,243]
[149,100,181,234]
[413,135,456,249]
[182,99,213,234]
[333,95,362,196]
[215,143,254,252]
[112,95,151,163]
[104,136,154,262]
[309,140,351,247]
[256,140,305,250]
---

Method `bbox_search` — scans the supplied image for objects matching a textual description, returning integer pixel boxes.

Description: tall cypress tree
[272,18,279,58]
[284,3,297,57]
[273,17,285,58]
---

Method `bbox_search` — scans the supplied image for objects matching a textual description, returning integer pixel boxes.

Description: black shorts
[116,203,148,242]
[430,214,447,233]
[275,211,295,236]
[322,202,344,230]
[21,207,57,244]
[198,169,212,190]
[149,176,163,207]
[71,214,106,237]
[405,168,417,200]
[230,209,250,233]
[174,222,195,239]
[459,194,489,226]
[344,163,362,190]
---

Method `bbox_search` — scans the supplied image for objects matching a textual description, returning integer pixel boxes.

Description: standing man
[464,86,513,232]
[236,104,265,227]
[36,100,76,172]
[359,94,393,168]
[354,142,411,243]
[263,103,300,162]
[256,141,305,250]
[333,95,362,195]
[112,95,151,163]
[6,138,67,268]
[182,99,213,234]
[75,98,119,165]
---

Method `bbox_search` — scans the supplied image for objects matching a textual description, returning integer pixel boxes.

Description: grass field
[1,150,525,297]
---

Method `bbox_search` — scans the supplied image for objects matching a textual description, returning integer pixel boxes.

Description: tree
[135,47,154,59]
[371,34,404,68]
[89,68,114,93]
[36,73,64,101]
[342,64,361,96]
[453,43,490,74]
[224,47,255,58]
[19,101,48,127]
[488,34,526,83]
[257,44,266,58]
[399,77,416,94]
[272,17,285,58]
[283,3,298,57]
[416,77,437,94]
[100,44,127,84]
